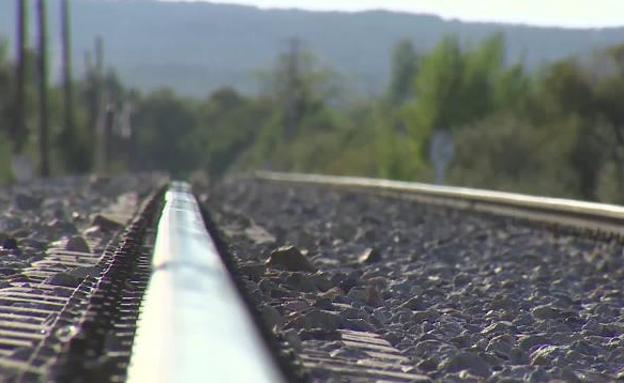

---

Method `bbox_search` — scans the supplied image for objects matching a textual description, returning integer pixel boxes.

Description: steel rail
[256,171,624,234]
[126,182,285,383]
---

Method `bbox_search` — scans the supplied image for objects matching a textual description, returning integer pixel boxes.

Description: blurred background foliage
[1,30,624,204]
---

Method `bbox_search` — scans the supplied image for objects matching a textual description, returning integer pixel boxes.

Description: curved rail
[126,182,285,383]
[257,171,624,234]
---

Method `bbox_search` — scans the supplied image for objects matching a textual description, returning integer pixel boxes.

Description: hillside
[1,0,623,97]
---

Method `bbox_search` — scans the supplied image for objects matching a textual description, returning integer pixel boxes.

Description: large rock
[266,246,317,272]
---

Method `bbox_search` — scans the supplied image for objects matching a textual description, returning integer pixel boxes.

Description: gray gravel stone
[342,318,376,332]
[529,345,563,366]
[90,214,124,232]
[518,334,551,352]
[357,247,381,264]
[284,272,317,292]
[308,272,332,292]
[1,237,18,250]
[301,309,342,331]
[238,262,266,280]
[266,245,317,272]
[281,328,302,351]
[46,272,82,288]
[261,304,284,329]
[65,235,90,253]
[13,193,42,210]
[531,305,561,320]
[400,296,427,311]
[441,351,491,377]
[417,357,439,372]
[486,334,514,358]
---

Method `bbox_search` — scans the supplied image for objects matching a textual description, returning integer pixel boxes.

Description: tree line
[1,8,624,203]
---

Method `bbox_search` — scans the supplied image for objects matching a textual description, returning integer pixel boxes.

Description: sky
[162,0,624,28]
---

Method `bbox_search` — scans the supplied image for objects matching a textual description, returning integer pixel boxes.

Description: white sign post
[11,154,34,183]
[430,129,454,185]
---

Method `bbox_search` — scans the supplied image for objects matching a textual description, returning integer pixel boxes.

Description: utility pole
[13,0,28,155]
[36,0,50,177]
[93,36,110,173]
[95,36,104,79]
[104,105,114,173]
[283,38,303,140]
[60,0,76,171]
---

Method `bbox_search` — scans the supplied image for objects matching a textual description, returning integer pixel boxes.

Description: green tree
[134,89,199,175]
[536,61,605,200]
[249,41,345,170]
[196,87,272,177]
[409,35,464,140]
[409,34,509,136]
[448,114,581,197]
[387,39,418,105]
[402,34,520,181]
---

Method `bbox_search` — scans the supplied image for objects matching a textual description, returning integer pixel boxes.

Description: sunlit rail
[127,182,285,383]
[257,171,624,234]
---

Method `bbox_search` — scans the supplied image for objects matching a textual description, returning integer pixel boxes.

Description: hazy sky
[164,1,624,28]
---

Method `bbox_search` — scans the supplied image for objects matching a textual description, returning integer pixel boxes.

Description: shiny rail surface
[257,171,624,234]
[127,182,285,383]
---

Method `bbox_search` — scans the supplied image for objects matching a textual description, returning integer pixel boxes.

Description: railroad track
[1,172,623,382]
[0,183,163,382]
[256,171,624,236]
[0,178,292,382]
[205,172,624,382]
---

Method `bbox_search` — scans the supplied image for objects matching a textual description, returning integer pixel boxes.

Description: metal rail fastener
[126,182,285,383]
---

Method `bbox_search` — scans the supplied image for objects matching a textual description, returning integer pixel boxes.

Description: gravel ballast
[0,174,162,282]
[206,178,624,382]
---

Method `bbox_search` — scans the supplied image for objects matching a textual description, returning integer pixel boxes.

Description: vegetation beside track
[1,31,624,203]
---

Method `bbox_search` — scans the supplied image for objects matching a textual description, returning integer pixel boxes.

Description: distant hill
[1,0,624,98]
